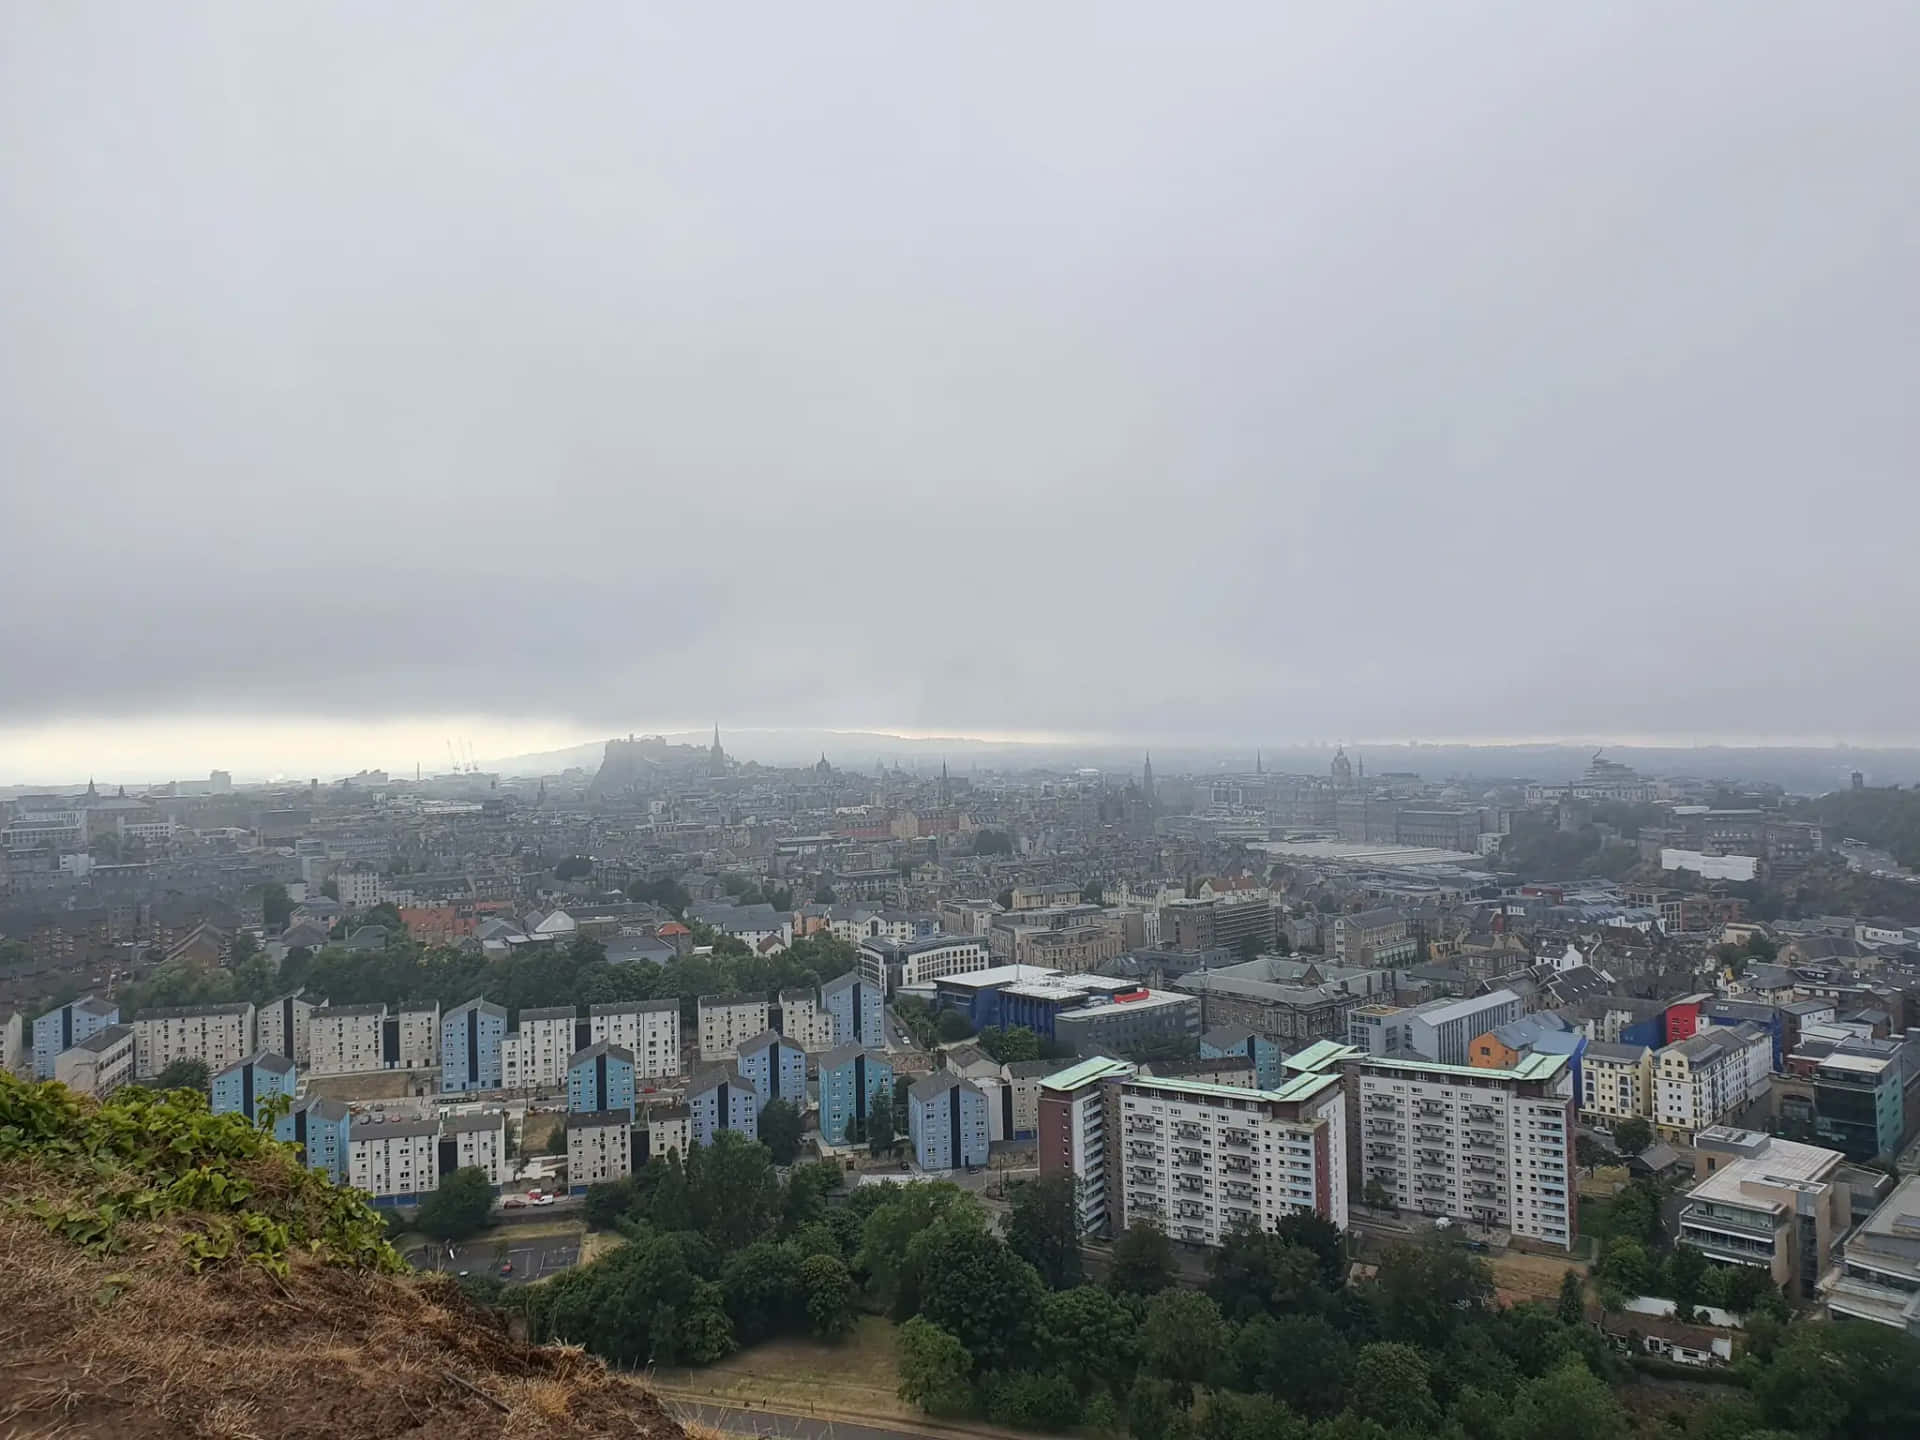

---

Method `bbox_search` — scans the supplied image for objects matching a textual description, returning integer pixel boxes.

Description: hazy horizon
[6,6,1918,781]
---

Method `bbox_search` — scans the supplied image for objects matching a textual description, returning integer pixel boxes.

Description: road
[403,1232,580,1285]
[668,1399,1044,1440]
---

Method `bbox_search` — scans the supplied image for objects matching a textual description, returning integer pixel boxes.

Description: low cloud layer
[5,4,1917,754]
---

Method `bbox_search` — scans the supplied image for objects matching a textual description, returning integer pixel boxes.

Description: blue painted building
[567,1041,636,1117]
[819,1043,893,1146]
[32,996,119,1079]
[210,1052,298,1125]
[1200,1024,1283,1089]
[821,970,885,1050]
[283,1096,351,1183]
[1702,998,1786,1071]
[907,1070,990,1170]
[687,1067,760,1146]
[736,1030,807,1110]
[441,997,507,1093]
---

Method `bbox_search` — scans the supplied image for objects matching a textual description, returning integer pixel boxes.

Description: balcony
[1221,1128,1254,1149]
[1366,1120,1400,1139]
[1222,1156,1253,1175]
[1174,1148,1205,1169]
[1125,1116,1158,1135]
[1173,1123,1204,1142]
[1365,1098,1398,1115]
[1173,1176,1204,1194]
[1127,1142,1159,1160]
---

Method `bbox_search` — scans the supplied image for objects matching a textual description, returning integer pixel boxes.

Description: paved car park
[405,1233,581,1286]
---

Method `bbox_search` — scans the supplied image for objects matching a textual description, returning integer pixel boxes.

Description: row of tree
[118,928,869,1032]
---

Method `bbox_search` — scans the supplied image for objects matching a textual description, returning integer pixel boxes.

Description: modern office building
[859,934,992,995]
[1822,1175,1920,1332]
[440,998,507,1093]
[1053,988,1200,1058]
[567,1041,636,1117]
[210,1052,297,1124]
[907,1071,990,1171]
[1677,1127,1845,1301]
[819,1044,892,1146]
[1406,989,1522,1067]
[1805,1050,1904,1163]
[32,995,119,1079]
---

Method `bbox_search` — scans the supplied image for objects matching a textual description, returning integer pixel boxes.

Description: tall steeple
[1255,749,1263,775]
[939,758,951,806]
[708,724,727,777]
[1142,752,1156,801]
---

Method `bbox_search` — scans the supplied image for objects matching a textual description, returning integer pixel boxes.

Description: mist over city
[5,6,1920,1440]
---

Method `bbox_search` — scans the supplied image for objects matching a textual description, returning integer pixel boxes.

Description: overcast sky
[4,4,1917,782]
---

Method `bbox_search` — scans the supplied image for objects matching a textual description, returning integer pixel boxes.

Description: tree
[986,1370,1082,1430]
[936,1009,974,1042]
[1038,1285,1140,1395]
[1666,1241,1707,1319]
[553,855,593,880]
[1207,1223,1326,1321]
[417,1167,495,1243]
[153,1058,210,1094]
[1005,1176,1082,1289]
[261,882,294,930]
[319,879,339,900]
[910,1224,1046,1372]
[1081,881,1104,905]
[1109,1219,1176,1296]
[858,1183,983,1311]
[1371,1237,1493,1348]
[759,1098,803,1166]
[976,1025,1043,1064]
[1142,1289,1227,1396]
[1596,1237,1651,1295]
[1231,1313,1350,1418]
[685,1129,781,1250]
[1348,1342,1437,1434]
[1504,1359,1630,1440]
[1362,1176,1396,1213]
[1127,1376,1181,1440]
[975,829,1014,857]
[868,1089,897,1157]
[584,1177,638,1232]
[800,1252,856,1339]
[1611,1117,1652,1158]
[526,1229,733,1367]
[1752,1316,1920,1439]
[1271,1212,1345,1292]
[1556,1269,1586,1328]
[813,883,837,905]
[897,1316,975,1417]
[721,1239,808,1343]
[1235,932,1264,963]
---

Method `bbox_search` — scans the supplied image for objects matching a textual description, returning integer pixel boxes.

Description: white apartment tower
[1346,1046,1575,1251]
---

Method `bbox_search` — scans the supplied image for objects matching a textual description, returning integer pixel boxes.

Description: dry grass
[0,1207,684,1440]
[649,1316,913,1425]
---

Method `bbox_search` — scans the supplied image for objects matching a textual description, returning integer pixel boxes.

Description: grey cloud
[3,3,1917,745]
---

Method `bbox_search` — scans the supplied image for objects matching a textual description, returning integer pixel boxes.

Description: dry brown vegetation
[0,1206,686,1440]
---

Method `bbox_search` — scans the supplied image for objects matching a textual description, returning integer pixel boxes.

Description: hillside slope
[0,1073,683,1439]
